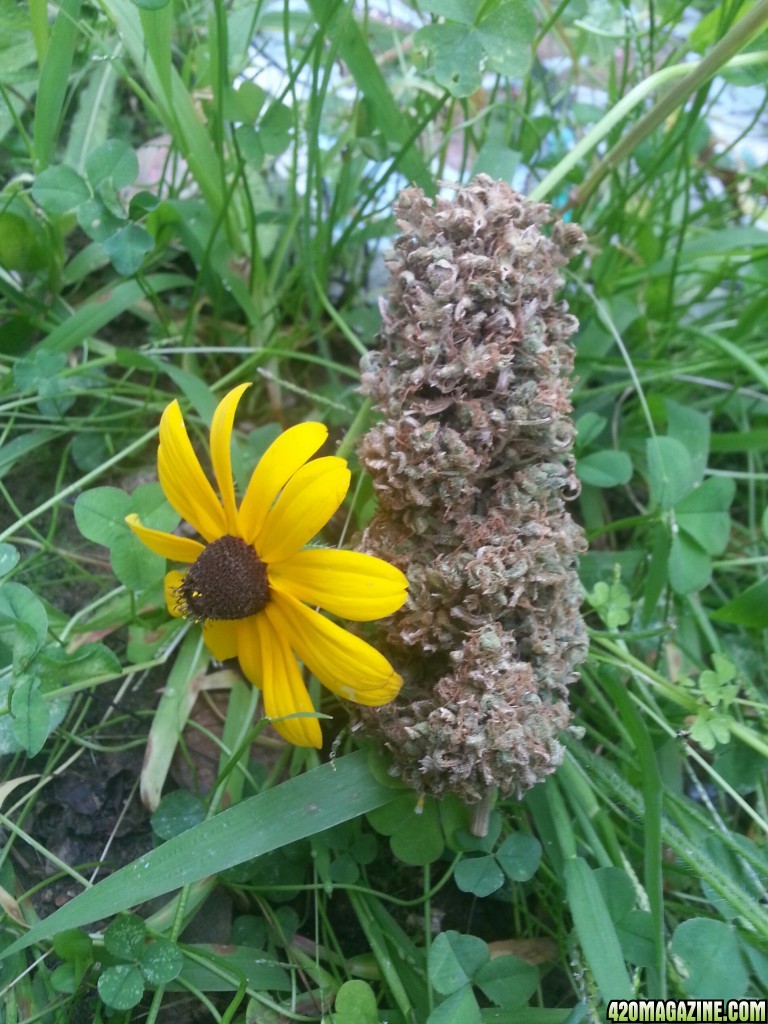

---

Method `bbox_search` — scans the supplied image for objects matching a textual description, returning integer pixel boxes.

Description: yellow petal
[255,612,322,748]
[125,514,205,563]
[270,548,408,621]
[236,615,263,690]
[158,399,227,542]
[266,591,403,707]
[203,619,238,661]
[238,422,329,544]
[210,383,251,534]
[164,570,187,618]
[257,457,350,564]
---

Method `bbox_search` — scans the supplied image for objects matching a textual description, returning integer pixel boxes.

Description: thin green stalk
[593,635,768,760]
[347,890,418,1024]
[0,428,157,543]
[530,50,768,206]
[335,398,372,462]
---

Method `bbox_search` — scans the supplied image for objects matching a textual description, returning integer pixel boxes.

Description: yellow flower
[126,383,408,748]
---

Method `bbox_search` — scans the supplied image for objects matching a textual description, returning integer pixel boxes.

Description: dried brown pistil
[176,535,270,622]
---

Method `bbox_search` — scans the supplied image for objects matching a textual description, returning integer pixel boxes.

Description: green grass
[2,0,768,1020]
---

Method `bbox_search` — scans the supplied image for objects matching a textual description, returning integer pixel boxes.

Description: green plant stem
[336,398,372,462]
[0,429,156,543]
[347,890,418,1024]
[593,635,768,759]
[530,49,768,206]
[422,866,434,1017]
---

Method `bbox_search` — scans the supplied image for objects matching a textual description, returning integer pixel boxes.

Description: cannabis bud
[355,175,588,805]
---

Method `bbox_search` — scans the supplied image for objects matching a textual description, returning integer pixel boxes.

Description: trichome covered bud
[355,175,588,803]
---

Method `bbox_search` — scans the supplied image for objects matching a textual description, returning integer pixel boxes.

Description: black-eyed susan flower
[126,383,408,749]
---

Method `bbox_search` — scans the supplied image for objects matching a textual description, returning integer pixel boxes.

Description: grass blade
[563,856,634,1001]
[33,0,83,169]
[2,750,396,957]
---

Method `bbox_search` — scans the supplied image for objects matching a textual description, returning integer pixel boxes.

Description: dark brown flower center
[176,535,270,622]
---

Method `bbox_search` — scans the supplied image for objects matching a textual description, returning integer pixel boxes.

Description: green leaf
[575,411,607,449]
[139,940,183,985]
[563,857,633,1000]
[13,348,67,390]
[132,482,180,533]
[588,579,631,629]
[224,81,265,122]
[41,273,190,355]
[699,654,737,703]
[389,797,444,866]
[97,964,145,1010]
[647,436,697,510]
[11,621,42,675]
[641,521,671,624]
[104,914,146,960]
[150,790,206,840]
[368,792,445,865]
[674,476,735,555]
[328,852,360,885]
[475,0,536,77]
[0,545,20,578]
[670,919,749,998]
[426,985,481,1024]
[495,833,542,882]
[129,190,160,216]
[11,675,50,756]
[31,165,91,215]
[415,0,534,97]
[0,582,48,654]
[0,428,59,479]
[110,533,166,591]
[33,0,83,169]
[577,449,633,488]
[74,487,131,546]
[1,751,396,958]
[474,955,539,1008]
[259,101,293,156]
[77,197,124,242]
[333,979,379,1024]
[75,484,177,590]
[454,815,502,853]
[37,377,75,418]
[72,433,109,472]
[711,576,768,627]
[594,866,636,920]
[454,854,504,897]
[35,643,121,686]
[471,140,520,181]
[174,942,289,992]
[0,209,49,272]
[668,532,712,595]
[666,399,710,485]
[102,223,154,275]
[428,932,488,995]
[53,930,93,962]
[615,909,656,968]
[85,139,138,189]
[415,24,485,97]
[690,713,731,751]
[50,964,79,994]
[419,0,477,21]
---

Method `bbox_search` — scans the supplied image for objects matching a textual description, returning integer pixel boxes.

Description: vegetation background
[1,0,768,1020]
